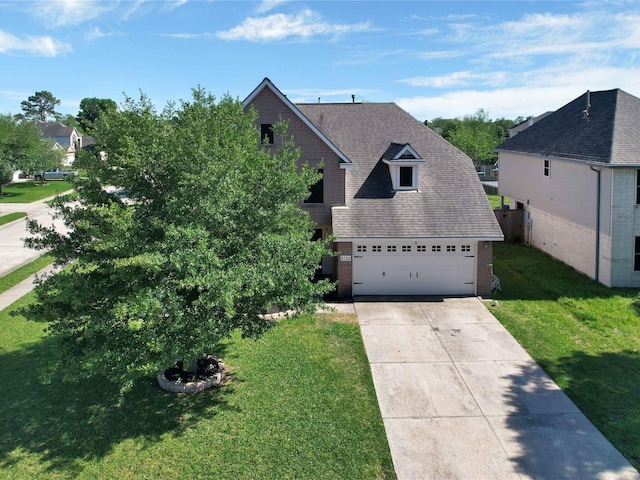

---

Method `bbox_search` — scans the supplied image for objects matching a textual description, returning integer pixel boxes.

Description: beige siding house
[244,78,503,297]
[496,89,640,288]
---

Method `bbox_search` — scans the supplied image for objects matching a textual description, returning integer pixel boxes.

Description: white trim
[243,78,352,165]
[334,236,503,243]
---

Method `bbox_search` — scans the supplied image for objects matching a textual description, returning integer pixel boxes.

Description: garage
[352,241,476,296]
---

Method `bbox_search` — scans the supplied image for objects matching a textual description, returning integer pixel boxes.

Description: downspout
[590,165,601,282]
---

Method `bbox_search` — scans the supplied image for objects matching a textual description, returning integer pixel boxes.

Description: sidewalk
[0,264,55,311]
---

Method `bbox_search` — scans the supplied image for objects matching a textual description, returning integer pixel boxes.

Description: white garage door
[352,242,476,296]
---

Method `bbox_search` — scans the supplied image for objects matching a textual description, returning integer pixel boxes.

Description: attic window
[399,167,413,187]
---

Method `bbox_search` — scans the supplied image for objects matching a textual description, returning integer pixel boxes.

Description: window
[635,237,640,271]
[543,159,550,177]
[461,245,471,252]
[261,124,274,144]
[399,167,413,187]
[387,245,397,252]
[356,245,367,253]
[417,245,426,252]
[304,168,324,204]
[372,245,382,252]
[636,170,640,204]
[432,245,441,252]
[402,245,412,252]
[446,245,456,252]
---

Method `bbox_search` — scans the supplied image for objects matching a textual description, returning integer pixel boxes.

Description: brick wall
[610,169,640,287]
[476,241,494,297]
[247,87,346,276]
[335,242,353,297]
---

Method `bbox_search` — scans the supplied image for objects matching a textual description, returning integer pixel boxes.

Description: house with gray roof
[495,88,640,287]
[36,120,82,165]
[244,78,503,297]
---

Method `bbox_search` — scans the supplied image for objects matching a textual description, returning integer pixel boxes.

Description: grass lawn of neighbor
[489,242,640,470]
[0,180,73,203]
[0,211,27,226]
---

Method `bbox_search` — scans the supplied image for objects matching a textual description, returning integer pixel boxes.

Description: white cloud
[85,26,122,40]
[32,0,117,27]
[216,9,372,42]
[0,30,72,56]
[255,0,290,14]
[156,32,215,40]
[397,65,640,121]
[399,71,509,89]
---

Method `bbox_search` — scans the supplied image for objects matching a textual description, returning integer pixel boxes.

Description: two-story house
[244,78,503,297]
[36,120,83,166]
[496,88,640,288]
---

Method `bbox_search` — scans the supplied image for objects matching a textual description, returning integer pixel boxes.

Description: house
[495,88,640,288]
[36,120,83,166]
[507,111,553,137]
[243,78,503,297]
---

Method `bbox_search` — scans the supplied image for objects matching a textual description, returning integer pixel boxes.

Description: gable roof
[297,102,503,240]
[496,89,640,165]
[36,120,78,148]
[243,78,351,166]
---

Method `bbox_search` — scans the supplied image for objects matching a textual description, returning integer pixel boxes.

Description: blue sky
[1,0,639,122]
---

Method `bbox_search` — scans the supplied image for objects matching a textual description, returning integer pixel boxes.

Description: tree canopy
[19,91,61,122]
[0,115,60,193]
[76,97,117,134]
[25,88,334,383]
[427,109,523,164]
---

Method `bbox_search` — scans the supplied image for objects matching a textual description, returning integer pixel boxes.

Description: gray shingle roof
[297,102,503,240]
[496,89,640,165]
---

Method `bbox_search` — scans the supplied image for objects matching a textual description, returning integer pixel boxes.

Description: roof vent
[582,90,591,121]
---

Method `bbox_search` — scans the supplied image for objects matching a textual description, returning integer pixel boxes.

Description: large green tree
[0,115,59,194]
[19,91,61,121]
[25,88,334,384]
[76,97,117,134]
[428,109,520,165]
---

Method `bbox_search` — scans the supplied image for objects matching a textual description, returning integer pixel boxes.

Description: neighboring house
[36,120,84,166]
[507,111,553,137]
[244,78,503,297]
[495,88,640,288]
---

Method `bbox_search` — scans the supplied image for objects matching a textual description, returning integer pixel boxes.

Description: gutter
[590,165,601,282]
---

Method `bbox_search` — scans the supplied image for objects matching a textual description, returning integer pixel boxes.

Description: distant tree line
[426,109,525,165]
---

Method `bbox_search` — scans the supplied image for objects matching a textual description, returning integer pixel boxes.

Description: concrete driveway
[354,297,639,480]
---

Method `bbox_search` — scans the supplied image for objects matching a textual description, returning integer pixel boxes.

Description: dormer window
[382,143,425,191]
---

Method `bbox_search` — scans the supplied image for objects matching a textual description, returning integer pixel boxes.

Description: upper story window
[636,170,640,204]
[261,124,274,145]
[382,143,425,191]
[543,159,550,177]
[635,237,640,271]
[304,168,323,204]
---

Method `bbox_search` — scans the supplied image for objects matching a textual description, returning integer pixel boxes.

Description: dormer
[382,143,425,191]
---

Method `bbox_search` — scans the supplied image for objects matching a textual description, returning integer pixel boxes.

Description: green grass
[0,181,73,203]
[0,211,27,226]
[0,256,54,295]
[487,194,509,209]
[489,242,640,469]
[0,306,395,479]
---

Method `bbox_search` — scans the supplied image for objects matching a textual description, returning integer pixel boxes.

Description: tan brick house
[244,78,503,297]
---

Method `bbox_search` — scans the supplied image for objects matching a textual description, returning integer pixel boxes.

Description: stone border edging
[157,361,225,394]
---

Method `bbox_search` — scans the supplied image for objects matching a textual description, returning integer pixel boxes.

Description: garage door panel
[352,243,476,296]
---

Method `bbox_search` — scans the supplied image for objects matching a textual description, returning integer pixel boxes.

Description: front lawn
[0,180,73,203]
[0,300,395,479]
[489,242,640,469]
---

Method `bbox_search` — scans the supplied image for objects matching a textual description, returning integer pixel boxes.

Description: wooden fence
[494,208,524,243]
